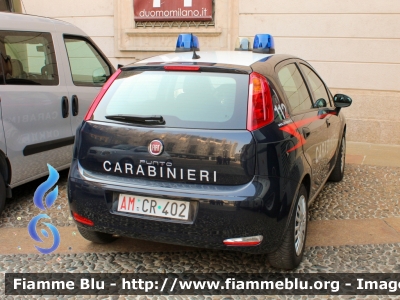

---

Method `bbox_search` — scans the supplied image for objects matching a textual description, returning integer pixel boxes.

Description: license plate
[117,194,190,220]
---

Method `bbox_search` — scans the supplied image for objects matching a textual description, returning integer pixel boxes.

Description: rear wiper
[105,114,165,125]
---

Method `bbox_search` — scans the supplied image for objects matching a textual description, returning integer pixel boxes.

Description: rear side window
[92,70,249,129]
[64,36,111,87]
[278,64,312,114]
[299,64,330,107]
[0,31,58,85]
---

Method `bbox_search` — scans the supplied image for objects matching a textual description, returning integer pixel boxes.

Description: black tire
[0,173,6,215]
[329,134,346,182]
[77,226,118,244]
[268,184,308,270]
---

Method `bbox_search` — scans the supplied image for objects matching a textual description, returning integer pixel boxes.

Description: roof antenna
[192,49,200,59]
[191,33,200,59]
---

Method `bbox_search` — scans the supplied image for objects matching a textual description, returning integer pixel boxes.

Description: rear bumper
[68,160,299,254]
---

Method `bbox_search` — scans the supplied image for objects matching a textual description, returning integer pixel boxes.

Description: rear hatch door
[78,68,256,185]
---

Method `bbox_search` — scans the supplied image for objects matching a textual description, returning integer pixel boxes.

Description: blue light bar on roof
[253,34,275,54]
[175,34,200,52]
[235,37,252,51]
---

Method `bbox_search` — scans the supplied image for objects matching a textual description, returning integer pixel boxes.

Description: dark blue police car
[68,34,352,269]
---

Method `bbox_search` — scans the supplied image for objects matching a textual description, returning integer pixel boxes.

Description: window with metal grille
[166,143,175,152]
[189,145,198,154]
[0,0,11,12]
[208,146,215,156]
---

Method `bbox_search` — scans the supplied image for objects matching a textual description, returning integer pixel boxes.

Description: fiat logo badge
[149,140,164,156]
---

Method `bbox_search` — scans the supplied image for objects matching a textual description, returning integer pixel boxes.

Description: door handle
[72,95,79,116]
[61,96,69,118]
[326,119,331,127]
[302,127,311,139]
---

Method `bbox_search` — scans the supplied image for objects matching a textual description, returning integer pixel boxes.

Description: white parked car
[0,12,115,212]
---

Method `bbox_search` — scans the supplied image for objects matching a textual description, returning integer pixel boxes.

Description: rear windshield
[92,70,249,129]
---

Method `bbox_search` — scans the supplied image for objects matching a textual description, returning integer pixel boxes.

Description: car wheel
[77,226,118,244]
[329,134,346,182]
[268,184,308,270]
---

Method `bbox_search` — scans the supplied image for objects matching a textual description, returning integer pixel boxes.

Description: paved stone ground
[0,170,73,229]
[310,164,400,220]
[1,243,400,274]
[0,163,400,299]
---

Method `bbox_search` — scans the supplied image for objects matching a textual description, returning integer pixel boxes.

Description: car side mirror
[92,68,107,85]
[333,94,352,108]
[314,98,327,109]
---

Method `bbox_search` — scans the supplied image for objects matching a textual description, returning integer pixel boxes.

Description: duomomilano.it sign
[134,0,213,21]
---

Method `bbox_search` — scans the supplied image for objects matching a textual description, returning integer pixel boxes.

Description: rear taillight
[164,65,200,71]
[84,68,122,121]
[247,72,274,131]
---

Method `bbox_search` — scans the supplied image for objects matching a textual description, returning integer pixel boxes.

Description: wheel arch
[0,150,11,185]
[301,173,311,203]
[0,150,12,198]
[334,123,347,162]
[281,172,311,242]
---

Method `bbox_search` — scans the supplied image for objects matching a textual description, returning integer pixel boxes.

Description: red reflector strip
[164,65,200,71]
[84,68,122,121]
[223,235,263,247]
[224,241,262,246]
[72,212,94,226]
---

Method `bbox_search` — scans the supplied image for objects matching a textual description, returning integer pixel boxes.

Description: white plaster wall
[239,0,400,144]
[18,0,400,144]
[239,0,400,92]
[21,0,121,67]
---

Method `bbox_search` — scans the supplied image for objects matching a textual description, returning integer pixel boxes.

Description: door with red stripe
[298,63,341,172]
[277,62,329,198]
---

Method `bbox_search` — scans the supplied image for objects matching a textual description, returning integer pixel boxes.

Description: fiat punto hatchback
[68,34,352,269]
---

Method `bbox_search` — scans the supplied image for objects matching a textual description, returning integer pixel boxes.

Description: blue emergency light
[235,37,252,51]
[252,34,275,54]
[175,34,200,52]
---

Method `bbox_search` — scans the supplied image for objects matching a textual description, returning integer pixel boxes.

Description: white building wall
[239,0,400,144]
[19,0,400,145]
[21,0,120,67]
